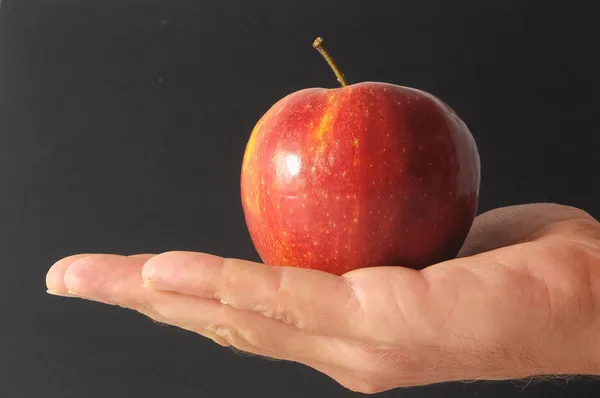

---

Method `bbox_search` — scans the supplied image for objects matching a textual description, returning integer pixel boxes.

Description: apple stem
[313,37,348,87]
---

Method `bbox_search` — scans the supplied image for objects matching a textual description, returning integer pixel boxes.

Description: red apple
[240,38,480,275]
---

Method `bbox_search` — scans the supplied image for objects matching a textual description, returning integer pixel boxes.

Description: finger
[46,253,156,295]
[46,254,95,295]
[61,254,339,365]
[140,251,362,336]
[459,203,592,257]
[49,254,232,345]
[134,306,232,348]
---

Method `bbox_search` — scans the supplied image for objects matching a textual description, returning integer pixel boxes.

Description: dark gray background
[1,0,599,397]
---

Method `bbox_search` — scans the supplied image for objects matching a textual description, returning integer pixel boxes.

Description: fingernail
[214,326,231,338]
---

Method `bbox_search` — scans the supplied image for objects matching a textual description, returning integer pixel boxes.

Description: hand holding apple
[46,204,600,393]
[241,38,480,275]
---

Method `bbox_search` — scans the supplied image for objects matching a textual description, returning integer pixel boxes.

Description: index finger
[141,251,364,336]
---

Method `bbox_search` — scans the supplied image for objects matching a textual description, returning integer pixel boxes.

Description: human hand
[46,203,600,394]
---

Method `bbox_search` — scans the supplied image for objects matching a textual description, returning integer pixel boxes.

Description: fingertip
[46,263,65,292]
[46,254,93,293]
[62,254,122,294]
[63,256,93,294]
[140,251,188,286]
[140,253,171,283]
[140,256,159,282]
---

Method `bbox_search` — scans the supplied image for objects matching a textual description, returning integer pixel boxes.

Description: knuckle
[274,302,304,328]
[199,330,231,347]
[249,303,271,316]
[180,322,226,345]
[207,325,256,350]
[540,242,600,325]
[250,302,305,329]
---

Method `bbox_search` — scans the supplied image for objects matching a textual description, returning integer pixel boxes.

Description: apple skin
[241,81,480,276]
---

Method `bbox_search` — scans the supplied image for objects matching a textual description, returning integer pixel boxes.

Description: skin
[46,203,600,394]
[241,82,480,275]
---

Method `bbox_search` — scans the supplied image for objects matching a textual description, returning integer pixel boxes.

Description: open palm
[46,203,600,394]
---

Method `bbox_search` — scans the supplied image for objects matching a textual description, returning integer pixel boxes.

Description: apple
[240,37,480,276]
